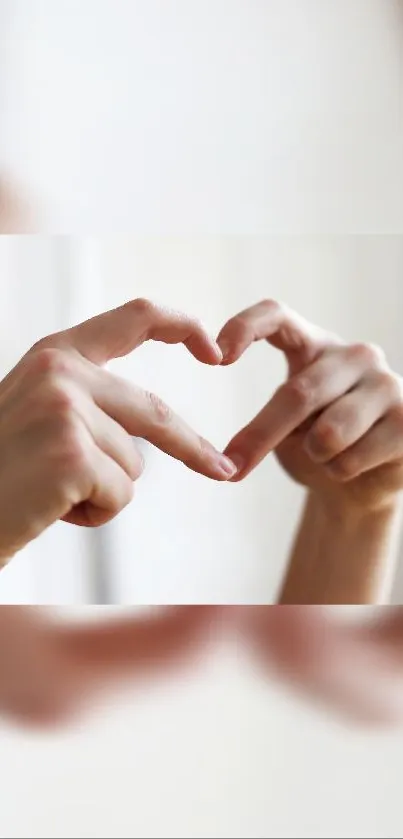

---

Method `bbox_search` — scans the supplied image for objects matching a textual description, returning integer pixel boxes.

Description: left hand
[217,300,403,511]
[234,606,403,725]
[0,606,218,728]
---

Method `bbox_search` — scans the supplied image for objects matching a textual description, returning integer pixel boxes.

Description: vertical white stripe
[57,237,116,604]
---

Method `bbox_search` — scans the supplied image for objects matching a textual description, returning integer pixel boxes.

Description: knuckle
[130,297,156,317]
[29,346,71,377]
[349,341,386,367]
[378,372,403,402]
[42,380,77,418]
[54,420,89,474]
[146,390,173,425]
[329,454,358,481]
[260,298,283,316]
[29,335,52,354]
[309,421,343,455]
[24,369,78,422]
[285,376,314,411]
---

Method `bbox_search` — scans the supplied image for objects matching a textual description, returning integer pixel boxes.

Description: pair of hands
[1,296,402,566]
[1,293,402,729]
[2,606,401,728]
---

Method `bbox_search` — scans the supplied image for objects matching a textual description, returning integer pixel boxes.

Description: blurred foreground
[2,606,403,838]
[1,605,403,731]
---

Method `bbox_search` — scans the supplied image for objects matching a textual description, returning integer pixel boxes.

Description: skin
[3,605,403,729]
[0,297,237,566]
[3,160,403,725]
[0,177,33,233]
[0,606,220,727]
[218,299,403,509]
[1,297,403,727]
[217,299,403,604]
[237,606,403,726]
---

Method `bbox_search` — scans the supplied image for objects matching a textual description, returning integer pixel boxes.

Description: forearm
[279,491,403,605]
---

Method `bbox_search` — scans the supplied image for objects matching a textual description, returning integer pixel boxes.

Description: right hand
[0,298,236,566]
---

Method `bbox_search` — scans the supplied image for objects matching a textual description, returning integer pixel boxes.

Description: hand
[2,604,403,730]
[218,299,403,511]
[0,298,236,566]
[0,606,218,728]
[236,606,403,725]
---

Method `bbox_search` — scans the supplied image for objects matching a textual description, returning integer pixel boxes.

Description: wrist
[310,488,402,525]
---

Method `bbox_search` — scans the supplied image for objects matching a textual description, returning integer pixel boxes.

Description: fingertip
[216,338,231,362]
[209,341,224,365]
[227,468,247,483]
[219,354,237,366]
[228,464,256,482]
[227,472,244,483]
[213,454,238,480]
[216,339,241,365]
[222,451,251,481]
[186,335,223,365]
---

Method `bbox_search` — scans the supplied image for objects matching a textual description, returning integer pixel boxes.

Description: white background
[0,1,403,837]
[0,0,402,233]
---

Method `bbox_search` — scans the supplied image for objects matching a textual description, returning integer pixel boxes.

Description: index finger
[94,369,237,481]
[50,298,223,366]
[217,299,333,372]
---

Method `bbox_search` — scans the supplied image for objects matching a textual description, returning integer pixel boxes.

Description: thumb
[217,300,333,374]
[57,299,223,366]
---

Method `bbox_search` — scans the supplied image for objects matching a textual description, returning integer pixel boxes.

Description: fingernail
[216,455,237,478]
[218,340,232,362]
[210,339,223,361]
[228,453,245,475]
